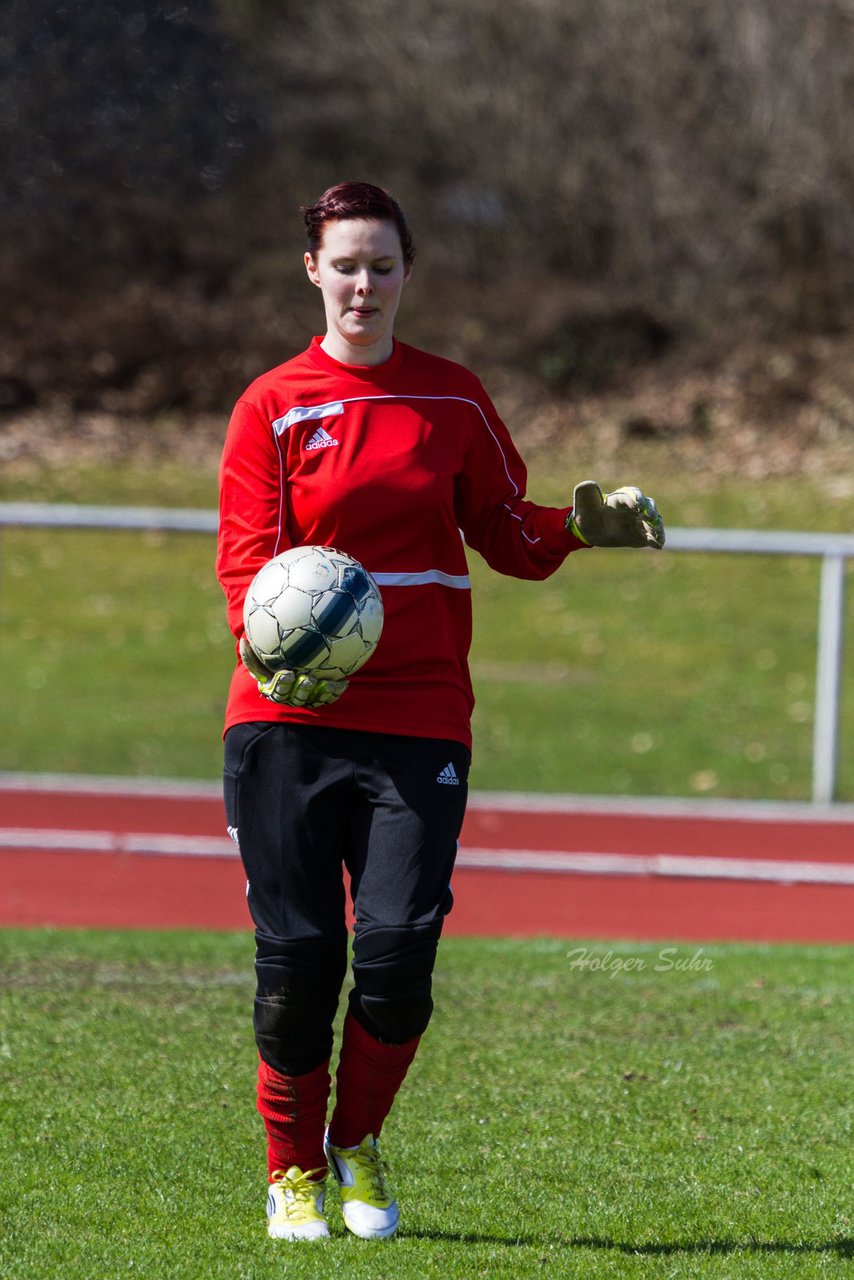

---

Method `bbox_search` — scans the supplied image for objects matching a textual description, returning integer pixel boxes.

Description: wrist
[565,510,591,545]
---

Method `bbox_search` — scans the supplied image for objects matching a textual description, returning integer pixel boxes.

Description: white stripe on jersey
[271,394,521,503]
[272,401,344,435]
[372,569,471,590]
[270,392,543,552]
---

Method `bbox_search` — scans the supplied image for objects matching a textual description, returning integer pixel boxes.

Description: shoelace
[351,1144,390,1202]
[270,1167,326,1214]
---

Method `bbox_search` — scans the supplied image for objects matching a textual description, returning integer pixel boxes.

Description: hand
[239,637,348,707]
[567,481,665,549]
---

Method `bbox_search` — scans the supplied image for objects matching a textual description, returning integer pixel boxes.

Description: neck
[321,332,394,367]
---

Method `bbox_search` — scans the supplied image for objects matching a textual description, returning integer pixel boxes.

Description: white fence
[0,502,850,804]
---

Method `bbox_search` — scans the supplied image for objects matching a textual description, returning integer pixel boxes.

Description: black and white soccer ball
[243,546,384,681]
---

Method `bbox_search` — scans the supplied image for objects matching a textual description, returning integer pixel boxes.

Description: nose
[354,269,373,297]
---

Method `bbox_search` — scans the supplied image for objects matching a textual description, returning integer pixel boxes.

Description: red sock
[256,1055,331,1181]
[327,1012,420,1148]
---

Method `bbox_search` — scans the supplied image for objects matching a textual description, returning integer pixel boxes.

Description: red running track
[1,779,852,942]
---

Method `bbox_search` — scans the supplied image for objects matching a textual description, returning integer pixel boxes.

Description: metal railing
[0,502,850,804]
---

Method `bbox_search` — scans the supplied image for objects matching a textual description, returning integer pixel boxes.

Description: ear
[402,261,413,286]
[304,251,321,287]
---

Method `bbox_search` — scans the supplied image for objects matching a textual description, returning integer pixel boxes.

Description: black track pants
[224,722,470,1073]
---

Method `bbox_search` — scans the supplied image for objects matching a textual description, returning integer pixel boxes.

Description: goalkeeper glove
[239,636,348,707]
[567,481,665,549]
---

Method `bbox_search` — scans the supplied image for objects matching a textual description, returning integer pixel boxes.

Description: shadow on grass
[402,1231,853,1259]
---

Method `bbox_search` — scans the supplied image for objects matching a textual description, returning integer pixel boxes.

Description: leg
[324,735,470,1240]
[224,722,354,1178]
[331,734,470,1143]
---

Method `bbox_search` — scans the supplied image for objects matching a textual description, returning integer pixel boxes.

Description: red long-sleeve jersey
[217,337,587,748]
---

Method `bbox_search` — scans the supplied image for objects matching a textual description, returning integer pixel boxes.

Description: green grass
[0,526,235,777]
[0,455,852,798]
[0,929,850,1278]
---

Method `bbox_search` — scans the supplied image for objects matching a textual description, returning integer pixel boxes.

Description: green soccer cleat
[266,1166,330,1241]
[324,1131,399,1239]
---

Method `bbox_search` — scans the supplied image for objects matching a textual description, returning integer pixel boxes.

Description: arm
[216,398,287,642]
[454,386,587,581]
[217,399,345,707]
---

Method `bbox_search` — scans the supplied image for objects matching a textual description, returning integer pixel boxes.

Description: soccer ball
[243,546,384,681]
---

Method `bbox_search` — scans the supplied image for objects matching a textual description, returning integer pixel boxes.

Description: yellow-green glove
[239,637,348,707]
[567,481,665,549]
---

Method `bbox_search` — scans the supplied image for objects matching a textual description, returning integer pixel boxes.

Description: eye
[373,266,393,276]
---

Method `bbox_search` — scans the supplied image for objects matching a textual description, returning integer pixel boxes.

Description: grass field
[0,929,850,1279]
[1,456,852,798]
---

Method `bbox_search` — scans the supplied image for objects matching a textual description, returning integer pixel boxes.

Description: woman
[217,181,664,1243]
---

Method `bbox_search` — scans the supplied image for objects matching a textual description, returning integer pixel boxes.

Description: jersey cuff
[538,506,591,555]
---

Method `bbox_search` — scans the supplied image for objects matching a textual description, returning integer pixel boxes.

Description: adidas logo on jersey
[437,762,460,785]
[305,427,339,450]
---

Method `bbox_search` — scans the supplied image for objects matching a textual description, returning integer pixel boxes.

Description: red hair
[303,182,415,265]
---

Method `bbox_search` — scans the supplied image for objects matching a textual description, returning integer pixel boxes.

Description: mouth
[349,307,378,319]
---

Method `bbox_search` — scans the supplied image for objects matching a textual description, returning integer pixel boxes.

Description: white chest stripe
[372,569,471,590]
[273,401,344,436]
[270,392,541,555]
[271,394,518,502]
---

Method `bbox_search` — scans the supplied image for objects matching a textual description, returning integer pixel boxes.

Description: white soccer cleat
[324,1131,399,1239]
[266,1166,330,1241]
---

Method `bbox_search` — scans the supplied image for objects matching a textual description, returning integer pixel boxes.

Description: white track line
[1,771,853,822]
[0,828,235,857]
[456,848,854,886]
[0,772,223,799]
[2,828,853,885]
[465,792,854,824]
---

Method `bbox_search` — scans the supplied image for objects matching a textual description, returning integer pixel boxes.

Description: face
[305,218,411,365]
